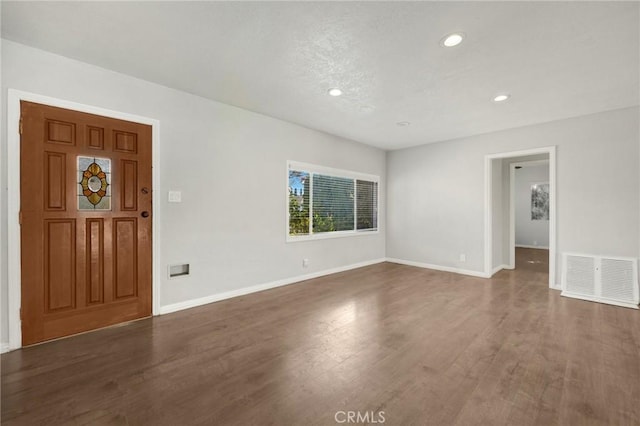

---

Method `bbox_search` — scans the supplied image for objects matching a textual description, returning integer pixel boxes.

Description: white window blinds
[288,162,379,240]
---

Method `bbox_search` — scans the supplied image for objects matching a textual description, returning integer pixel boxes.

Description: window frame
[286,161,380,242]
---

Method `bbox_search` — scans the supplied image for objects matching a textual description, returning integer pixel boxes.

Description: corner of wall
[385,257,490,279]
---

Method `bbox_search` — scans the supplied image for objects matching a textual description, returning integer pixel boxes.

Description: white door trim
[484,146,557,289]
[6,89,162,351]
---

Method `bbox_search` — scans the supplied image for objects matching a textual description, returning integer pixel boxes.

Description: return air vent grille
[562,253,638,309]
[564,255,596,296]
[601,258,635,301]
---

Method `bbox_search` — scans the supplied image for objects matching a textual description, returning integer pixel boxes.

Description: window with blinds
[288,162,379,240]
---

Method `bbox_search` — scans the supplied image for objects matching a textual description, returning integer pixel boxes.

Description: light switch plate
[168,191,182,203]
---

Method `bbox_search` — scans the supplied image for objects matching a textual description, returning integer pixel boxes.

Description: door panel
[114,130,137,153]
[20,101,152,345]
[87,126,104,150]
[44,219,76,312]
[86,218,105,304]
[44,152,67,210]
[113,218,137,299]
[121,160,138,211]
[46,119,76,145]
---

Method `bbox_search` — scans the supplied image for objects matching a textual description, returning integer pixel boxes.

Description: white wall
[387,106,640,284]
[0,40,387,345]
[515,164,550,248]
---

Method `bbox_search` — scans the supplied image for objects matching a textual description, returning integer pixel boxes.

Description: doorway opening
[511,159,550,277]
[484,147,558,289]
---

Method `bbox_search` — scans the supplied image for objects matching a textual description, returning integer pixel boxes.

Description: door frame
[7,89,161,351]
[484,146,558,289]
[509,159,550,269]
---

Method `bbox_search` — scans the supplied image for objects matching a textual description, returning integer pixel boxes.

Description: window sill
[286,229,379,243]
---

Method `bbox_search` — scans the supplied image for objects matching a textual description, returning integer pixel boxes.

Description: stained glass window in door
[78,156,111,210]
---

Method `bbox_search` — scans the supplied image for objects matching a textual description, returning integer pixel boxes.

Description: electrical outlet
[302,258,310,268]
[533,240,538,246]
[459,254,466,262]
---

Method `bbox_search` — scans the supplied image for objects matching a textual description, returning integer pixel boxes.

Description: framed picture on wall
[531,182,550,220]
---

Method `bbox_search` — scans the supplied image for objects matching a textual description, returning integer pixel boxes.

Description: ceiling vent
[562,253,638,309]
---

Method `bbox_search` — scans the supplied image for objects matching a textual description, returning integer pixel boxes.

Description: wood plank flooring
[2,249,639,425]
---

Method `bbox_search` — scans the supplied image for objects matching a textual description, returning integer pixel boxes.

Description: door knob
[141,211,150,218]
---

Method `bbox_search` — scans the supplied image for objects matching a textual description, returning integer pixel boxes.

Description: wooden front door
[20,101,152,345]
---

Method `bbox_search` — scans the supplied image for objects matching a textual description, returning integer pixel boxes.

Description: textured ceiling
[3,1,639,150]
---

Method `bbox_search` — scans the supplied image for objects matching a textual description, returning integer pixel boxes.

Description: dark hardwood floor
[3,255,640,425]
[515,247,549,275]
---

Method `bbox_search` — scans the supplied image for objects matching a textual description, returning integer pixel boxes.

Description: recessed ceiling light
[396,121,411,127]
[328,88,343,97]
[493,94,511,102]
[441,33,465,48]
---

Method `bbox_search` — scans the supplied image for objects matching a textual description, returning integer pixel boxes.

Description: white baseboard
[385,258,490,278]
[1,343,10,354]
[492,264,511,275]
[159,258,387,315]
[515,244,549,250]
[561,291,639,309]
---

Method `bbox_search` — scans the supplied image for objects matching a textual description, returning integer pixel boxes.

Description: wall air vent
[562,253,638,309]
[169,263,190,279]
